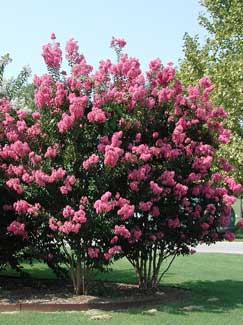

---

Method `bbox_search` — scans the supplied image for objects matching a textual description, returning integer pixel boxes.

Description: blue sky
[1,0,206,77]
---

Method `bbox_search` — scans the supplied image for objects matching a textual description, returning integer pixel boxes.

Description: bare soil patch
[0,276,190,310]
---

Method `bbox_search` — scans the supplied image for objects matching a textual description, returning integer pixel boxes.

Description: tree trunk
[69,255,88,295]
[128,248,176,292]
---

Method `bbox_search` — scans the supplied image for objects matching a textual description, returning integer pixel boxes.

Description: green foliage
[0,53,34,110]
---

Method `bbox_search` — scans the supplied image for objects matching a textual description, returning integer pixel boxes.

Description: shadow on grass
[1,260,243,315]
[95,267,243,314]
[119,279,243,316]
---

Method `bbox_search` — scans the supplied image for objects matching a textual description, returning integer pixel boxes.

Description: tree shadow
[95,267,243,314]
[120,279,243,316]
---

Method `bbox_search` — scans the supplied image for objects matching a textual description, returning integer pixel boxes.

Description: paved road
[196,242,243,255]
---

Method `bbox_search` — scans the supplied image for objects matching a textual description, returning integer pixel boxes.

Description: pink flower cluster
[60,175,76,194]
[13,200,40,216]
[82,154,99,170]
[110,36,127,49]
[7,221,26,237]
[42,40,62,68]
[104,132,124,168]
[49,204,86,235]
[94,192,115,214]
[104,245,122,260]
[88,247,100,259]
[114,225,131,238]
[94,192,134,221]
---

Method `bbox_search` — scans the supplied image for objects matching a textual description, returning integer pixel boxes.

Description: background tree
[179,0,243,183]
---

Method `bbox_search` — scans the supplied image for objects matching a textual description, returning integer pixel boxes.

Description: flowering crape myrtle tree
[91,41,242,290]
[1,34,241,294]
[0,54,36,271]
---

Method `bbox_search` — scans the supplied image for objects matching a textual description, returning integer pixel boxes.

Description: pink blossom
[160,171,176,186]
[131,228,142,240]
[68,93,88,118]
[132,144,151,161]
[65,38,79,61]
[57,113,75,133]
[150,181,163,195]
[152,132,159,139]
[80,196,89,205]
[29,152,42,166]
[114,225,131,238]
[224,231,235,241]
[60,186,69,194]
[192,156,213,172]
[34,74,53,109]
[151,206,160,217]
[32,111,41,119]
[49,217,59,231]
[73,209,87,224]
[94,192,114,214]
[50,32,56,40]
[201,222,210,230]
[59,221,81,234]
[218,129,231,144]
[65,175,76,186]
[168,217,180,228]
[211,173,222,183]
[110,235,118,244]
[42,42,62,68]
[219,215,230,227]
[149,58,161,71]
[6,178,23,194]
[117,204,135,220]
[139,201,152,211]
[104,245,122,260]
[218,157,233,172]
[104,145,123,168]
[13,200,30,213]
[63,205,75,218]
[224,176,242,195]
[22,173,34,184]
[205,204,216,215]
[237,220,243,227]
[199,76,212,88]
[72,59,93,78]
[172,125,185,145]
[187,172,202,182]
[223,194,236,207]
[7,221,26,237]
[13,200,40,216]
[174,183,188,200]
[110,36,126,48]
[88,248,100,259]
[44,146,57,159]
[83,154,99,170]
[128,165,151,181]
[54,82,67,105]
[87,107,106,123]
[157,65,175,86]
[51,167,66,180]
[129,181,139,191]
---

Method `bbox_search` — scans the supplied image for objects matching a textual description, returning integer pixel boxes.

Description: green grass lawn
[1,254,243,325]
